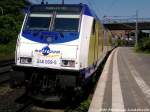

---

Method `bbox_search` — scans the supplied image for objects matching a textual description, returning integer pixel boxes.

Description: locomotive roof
[28,4,99,19]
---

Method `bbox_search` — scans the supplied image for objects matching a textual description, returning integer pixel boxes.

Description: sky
[29,0,150,19]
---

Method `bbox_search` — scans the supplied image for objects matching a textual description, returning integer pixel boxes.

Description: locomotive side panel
[97,22,104,60]
[78,15,93,70]
[86,19,105,78]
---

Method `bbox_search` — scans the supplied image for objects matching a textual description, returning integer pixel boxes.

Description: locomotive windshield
[24,5,82,32]
[24,14,80,32]
[53,15,79,32]
[25,17,51,31]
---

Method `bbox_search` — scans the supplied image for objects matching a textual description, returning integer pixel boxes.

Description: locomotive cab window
[24,14,52,31]
[53,15,80,32]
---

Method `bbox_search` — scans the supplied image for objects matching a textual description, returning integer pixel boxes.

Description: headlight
[20,57,32,64]
[61,60,75,67]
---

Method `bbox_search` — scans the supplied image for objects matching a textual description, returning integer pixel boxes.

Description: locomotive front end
[13,4,84,101]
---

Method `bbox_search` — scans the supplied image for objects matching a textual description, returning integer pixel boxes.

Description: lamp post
[135,10,138,47]
[62,0,64,4]
[0,7,3,15]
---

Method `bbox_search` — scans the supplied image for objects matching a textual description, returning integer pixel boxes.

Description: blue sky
[29,0,150,19]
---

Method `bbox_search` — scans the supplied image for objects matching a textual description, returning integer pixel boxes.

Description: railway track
[15,95,65,112]
[0,86,25,112]
[16,101,33,112]
[0,60,92,112]
[0,71,11,85]
[0,60,14,84]
[0,59,14,67]
[0,60,75,112]
[16,105,65,112]
[31,106,64,112]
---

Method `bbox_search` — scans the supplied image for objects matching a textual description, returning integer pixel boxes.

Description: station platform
[89,47,150,112]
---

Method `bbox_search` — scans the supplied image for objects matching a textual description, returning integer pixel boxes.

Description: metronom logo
[35,46,60,56]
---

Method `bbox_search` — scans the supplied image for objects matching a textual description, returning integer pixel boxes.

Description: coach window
[92,19,96,35]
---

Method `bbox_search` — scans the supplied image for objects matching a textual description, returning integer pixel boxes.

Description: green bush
[114,38,128,46]
[0,28,17,44]
[136,37,150,53]
[0,40,16,60]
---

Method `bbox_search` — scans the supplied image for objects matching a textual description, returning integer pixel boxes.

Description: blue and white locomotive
[13,3,112,101]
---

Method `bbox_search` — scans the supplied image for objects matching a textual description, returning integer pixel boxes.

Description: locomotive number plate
[37,59,57,65]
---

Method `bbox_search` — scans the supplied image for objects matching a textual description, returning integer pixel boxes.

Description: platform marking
[123,54,150,105]
[112,48,125,110]
[88,49,115,112]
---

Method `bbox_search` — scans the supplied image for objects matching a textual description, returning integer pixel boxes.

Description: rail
[0,59,14,67]
[0,60,14,84]
[16,101,33,112]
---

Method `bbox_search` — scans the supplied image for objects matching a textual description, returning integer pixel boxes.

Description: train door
[88,19,96,66]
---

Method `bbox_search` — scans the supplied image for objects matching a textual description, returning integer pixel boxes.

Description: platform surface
[89,47,150,112]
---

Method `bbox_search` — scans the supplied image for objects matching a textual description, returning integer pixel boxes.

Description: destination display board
[30,5,82,14]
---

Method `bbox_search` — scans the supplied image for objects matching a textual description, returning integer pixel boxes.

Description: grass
[0,40,16,61]
[64,99,91,112]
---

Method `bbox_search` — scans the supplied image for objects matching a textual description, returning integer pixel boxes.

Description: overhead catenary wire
[106,0,119,14]
[109,0,119,9]
[103,16,135,29]
[92,0,102,18]
[86,0,102,19]
[35,0,41,3]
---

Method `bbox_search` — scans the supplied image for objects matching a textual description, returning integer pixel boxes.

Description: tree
[0,0,25,44]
